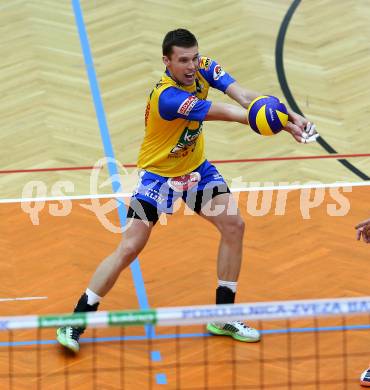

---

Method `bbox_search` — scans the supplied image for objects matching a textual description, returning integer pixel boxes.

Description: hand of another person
[355,218,370,243]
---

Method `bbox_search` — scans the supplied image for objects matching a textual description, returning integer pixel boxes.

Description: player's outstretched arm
[204,102,248,124]
[225,82,319,144]
[225,82,260,109]
[355,218,370,243]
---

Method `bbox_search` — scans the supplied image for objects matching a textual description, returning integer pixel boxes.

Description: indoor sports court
[0,0,369,389]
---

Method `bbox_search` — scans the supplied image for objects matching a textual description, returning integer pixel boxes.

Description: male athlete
[57,28,319,352]
[357,217,370,386]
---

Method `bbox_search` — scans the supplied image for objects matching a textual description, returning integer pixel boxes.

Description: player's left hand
[283,112,320,143]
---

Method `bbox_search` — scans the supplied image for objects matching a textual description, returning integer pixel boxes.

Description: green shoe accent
[56,326,80,353]
[206,322,260,343]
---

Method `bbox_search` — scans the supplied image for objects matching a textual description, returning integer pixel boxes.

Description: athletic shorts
[127,160,230,224]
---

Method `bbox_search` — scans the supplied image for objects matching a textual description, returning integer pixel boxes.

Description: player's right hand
[302,122,320,143]
[284,121,319,143]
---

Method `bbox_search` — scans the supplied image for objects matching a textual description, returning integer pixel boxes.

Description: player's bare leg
[200,192,260,342]
[57,218,153,352]
[199,193,244,281]
[88,219,153,297]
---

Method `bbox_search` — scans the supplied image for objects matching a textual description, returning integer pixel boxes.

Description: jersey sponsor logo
[213,173,223,180]
[144,188,164,204]
[198,57,213,70]
[213,64,225,80]
[177,95,199,116]
[167,172,201,192]
[170,123,203,156]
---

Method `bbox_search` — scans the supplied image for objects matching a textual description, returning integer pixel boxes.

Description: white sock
[218,280,238,293]
[86,288,101,305]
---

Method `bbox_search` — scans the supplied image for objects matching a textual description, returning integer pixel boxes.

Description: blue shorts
[132,160,229,214]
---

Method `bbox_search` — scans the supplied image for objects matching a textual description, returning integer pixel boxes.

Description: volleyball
[247,95,289,136]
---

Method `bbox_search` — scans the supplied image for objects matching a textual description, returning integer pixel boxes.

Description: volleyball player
[57,28,318,352]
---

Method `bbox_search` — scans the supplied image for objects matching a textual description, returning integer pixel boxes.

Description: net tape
[1,296,370,331]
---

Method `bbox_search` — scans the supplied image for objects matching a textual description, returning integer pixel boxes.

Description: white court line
[0,193,128,204]
[231,181,370,192]
[0,181,369,204]
[0,297,48,302]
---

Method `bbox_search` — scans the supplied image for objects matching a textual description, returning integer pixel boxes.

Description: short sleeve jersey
[137,57,235,177]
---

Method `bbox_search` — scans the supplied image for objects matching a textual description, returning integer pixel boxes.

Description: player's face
[163,45,199,86]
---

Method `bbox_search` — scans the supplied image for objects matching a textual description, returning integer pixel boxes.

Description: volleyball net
[1,296,370,389]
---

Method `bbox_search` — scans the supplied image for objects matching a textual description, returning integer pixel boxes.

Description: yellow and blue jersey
[137,57,235,177]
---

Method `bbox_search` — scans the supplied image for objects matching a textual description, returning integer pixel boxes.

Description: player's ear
[162,55,170,67]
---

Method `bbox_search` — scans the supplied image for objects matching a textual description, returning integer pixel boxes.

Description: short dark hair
[162,29,198,57]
